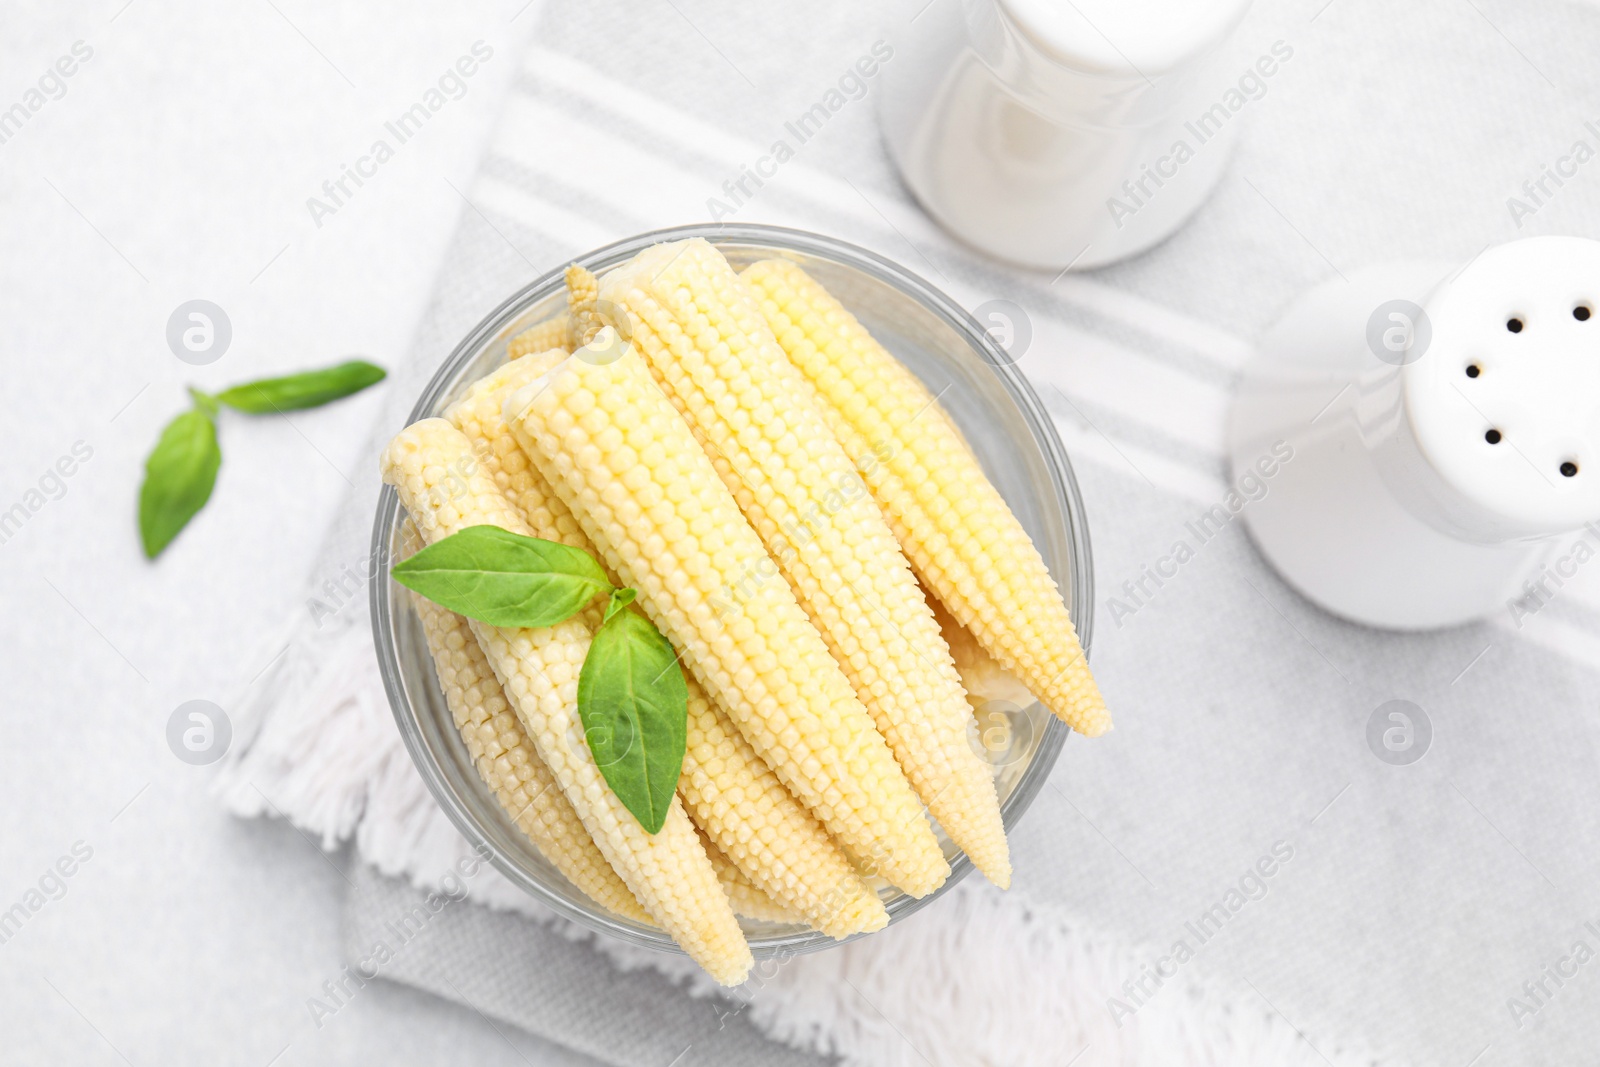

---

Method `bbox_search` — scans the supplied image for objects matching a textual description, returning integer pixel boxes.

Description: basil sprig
[395,525,688,834]
[138,358,386,558]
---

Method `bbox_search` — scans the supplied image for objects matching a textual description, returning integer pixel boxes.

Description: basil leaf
[577,609,687,834]
[392,525,612,628]
[215,360,386,413]
[604,587,637,622]
[139,407,221,559]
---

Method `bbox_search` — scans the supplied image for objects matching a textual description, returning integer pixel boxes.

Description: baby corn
[596,242,1010,886]
[449,355,889,935]
[680,677,887,935]
[507,328,950,897]
[507,314,572,360]
[405,566,651,924]
[382,418,751,985]
[924,579,1036,712]
[743,259,1109,737]
[446,354,590,552]
[702,831,805,925]
[564,264,604,347]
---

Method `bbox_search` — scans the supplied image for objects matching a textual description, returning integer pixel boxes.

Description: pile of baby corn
[381,238,1107,985]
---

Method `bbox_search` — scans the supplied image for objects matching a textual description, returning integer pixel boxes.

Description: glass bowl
[370,223,1094,959]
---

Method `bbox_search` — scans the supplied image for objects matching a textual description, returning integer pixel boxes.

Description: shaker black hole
[1485,429,1503,444]
[1465,364,1481,378]
[1507,318,1524,333]
[1575,306,1592,321]
[1561,461,1579,477]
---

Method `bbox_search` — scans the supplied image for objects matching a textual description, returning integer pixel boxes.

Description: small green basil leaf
[392,525,611,628]
[577,609,687,834]
[139,408,221,559]
[215,360,386,413]
[604,587,637,622]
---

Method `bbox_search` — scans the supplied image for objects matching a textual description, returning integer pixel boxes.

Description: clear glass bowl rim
[369,222,1095,959]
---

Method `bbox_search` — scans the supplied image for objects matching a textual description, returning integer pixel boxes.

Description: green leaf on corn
[391,525,613,629]
[577,605,688,835]
[390,522,687,835]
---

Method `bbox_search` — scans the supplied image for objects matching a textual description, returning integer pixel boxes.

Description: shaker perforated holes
[1400,238,1600,536]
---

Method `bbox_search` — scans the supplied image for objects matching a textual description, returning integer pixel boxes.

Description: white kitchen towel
[218,0,1600,1064]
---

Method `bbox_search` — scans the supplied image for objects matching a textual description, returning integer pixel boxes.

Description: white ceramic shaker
[1229,236,1600,630]
[878,0,1255,270]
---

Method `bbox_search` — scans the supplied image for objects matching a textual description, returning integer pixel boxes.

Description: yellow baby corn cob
[507,314,571,360]
[413,514,820,933]
[565,264,604,348]
[447,355,590,551]
[448,354,889,936]
[680,676,888,935]
[702,831,804,925]
[508,328,950,897]
[743,259,1109,737]
[405,563,651,924]
[382,418,751,985]
[924,579,1036,712]
[594,242,1010,886]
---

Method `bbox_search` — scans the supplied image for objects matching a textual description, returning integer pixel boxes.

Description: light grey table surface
[0,1,599,1063]
[6,1,1600,1066]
